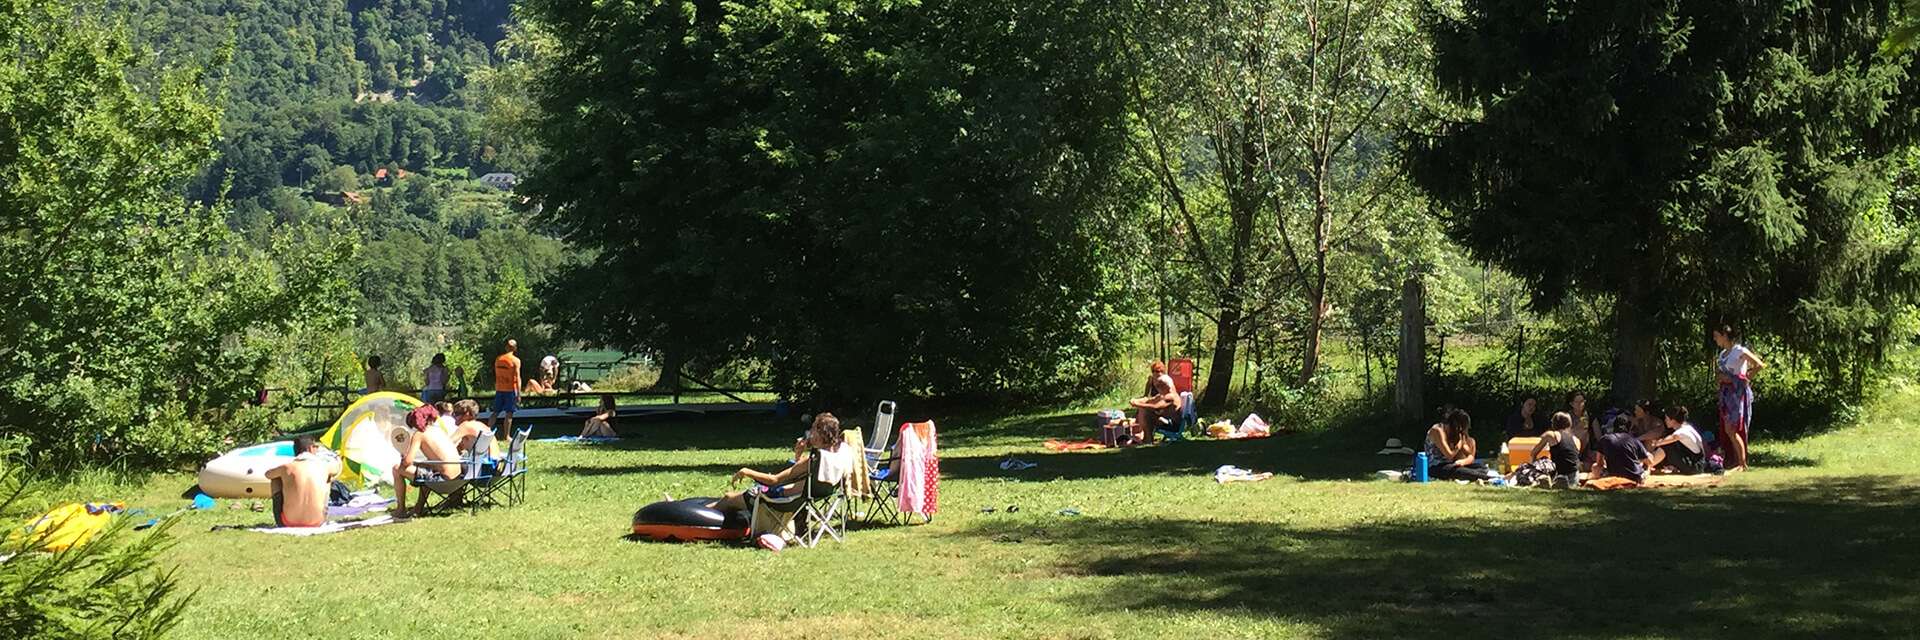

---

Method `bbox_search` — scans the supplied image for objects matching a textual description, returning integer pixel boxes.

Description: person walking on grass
[490,339,522,435]
[1714,325,1765,472]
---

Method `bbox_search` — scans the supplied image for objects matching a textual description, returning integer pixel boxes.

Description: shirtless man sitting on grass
[393,405,463,517]
[263,435,340,528]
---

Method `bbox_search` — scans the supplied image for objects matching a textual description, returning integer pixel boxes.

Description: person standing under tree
[490,340,522,435]
[421,353,450,404]
[363,356,385,394]
[1713,325,1766,472]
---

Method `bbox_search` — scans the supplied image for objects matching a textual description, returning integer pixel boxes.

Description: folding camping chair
[860,401,903,525]
[748,446,852,548]
[889,421,937,525]
[839,428,877,523]
[470,426,531,509]
[406,432,493,516]
[1156,391,1198,441]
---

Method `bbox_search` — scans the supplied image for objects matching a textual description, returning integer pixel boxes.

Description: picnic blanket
[1585,474,1724,491]
[327,495,396,518]
[243,514,405,536]
[1043,439,1107,451]
[1643,474,1724,488]
[535,436,620,444]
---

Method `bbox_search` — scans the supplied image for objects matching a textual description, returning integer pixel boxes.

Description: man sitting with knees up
[1646,405,1708,474]
[1127,361,1183,444]
[393,405,463,518]
[263,435,340,528]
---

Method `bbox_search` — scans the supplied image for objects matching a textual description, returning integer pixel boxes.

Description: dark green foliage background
[523,0,1147,402]
[1409,0,1920,399]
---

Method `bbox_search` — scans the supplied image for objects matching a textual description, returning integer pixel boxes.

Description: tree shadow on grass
[1747,450,1820,469]
[963,476,1920,638]
[543,463,747,478]
[940,412,1404,483]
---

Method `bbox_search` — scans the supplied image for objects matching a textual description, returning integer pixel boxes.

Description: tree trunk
[1198,296,1243,414]
[1295,159,1334,387]
[1197,126,1262,414]
[1395,276,1425,429]
[1297,292,1330,387]
[654,351,683,392]
[1611,291,1659,405]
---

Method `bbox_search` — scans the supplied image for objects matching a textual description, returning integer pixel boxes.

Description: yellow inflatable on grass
[318,392,455,490]
[9,502,127,551]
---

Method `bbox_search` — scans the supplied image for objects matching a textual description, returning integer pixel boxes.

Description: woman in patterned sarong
[1713,325,1766,472]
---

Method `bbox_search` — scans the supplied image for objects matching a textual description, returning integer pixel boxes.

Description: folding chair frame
[470,426,531,509]
[407,431,493,516]
[748,469,846,548]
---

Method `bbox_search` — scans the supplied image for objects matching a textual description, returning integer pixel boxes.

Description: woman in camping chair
[706,414,854,513]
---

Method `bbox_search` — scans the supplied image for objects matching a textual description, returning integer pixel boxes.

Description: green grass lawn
[68,379,1920,639]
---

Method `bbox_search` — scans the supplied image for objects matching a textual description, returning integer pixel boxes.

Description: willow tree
[1410,0,1920,401]
[1127,0,1429,410]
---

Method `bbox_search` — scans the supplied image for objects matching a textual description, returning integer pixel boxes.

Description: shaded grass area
[53,379,1920,638]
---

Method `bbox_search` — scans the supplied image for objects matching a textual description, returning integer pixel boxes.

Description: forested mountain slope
[115,0,567,383]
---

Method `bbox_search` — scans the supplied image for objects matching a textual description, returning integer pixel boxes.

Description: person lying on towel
[264,435,341,528]
[706,413,854,513]
[393,405,463,518]
[1591,415,1654,484]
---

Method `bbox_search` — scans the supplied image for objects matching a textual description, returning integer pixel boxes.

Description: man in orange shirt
[489,339,522,434]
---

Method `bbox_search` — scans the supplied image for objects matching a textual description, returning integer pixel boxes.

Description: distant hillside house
[479,172,519,191]
[314,191,363,206]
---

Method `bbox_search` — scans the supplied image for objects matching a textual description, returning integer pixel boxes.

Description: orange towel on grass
[1583,476,1641,491]
[1043,439,1107,451]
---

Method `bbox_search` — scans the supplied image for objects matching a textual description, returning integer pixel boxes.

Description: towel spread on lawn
[1214,465,1274,483]
[535,436,620,443]
[326,495,397,518]
[245,514,405,536]
[1044,439,1108,451]
[1584,474,1724,491]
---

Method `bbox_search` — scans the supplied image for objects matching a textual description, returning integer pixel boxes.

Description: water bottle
[1414,452,1429,483]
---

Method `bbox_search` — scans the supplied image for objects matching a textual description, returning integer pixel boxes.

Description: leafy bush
[0,456,192,639]
[0,0,353,469]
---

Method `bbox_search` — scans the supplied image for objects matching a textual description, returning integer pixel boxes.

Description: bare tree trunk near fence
[1395,276,1425,431]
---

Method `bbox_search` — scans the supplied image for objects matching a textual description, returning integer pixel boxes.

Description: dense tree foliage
[118,0,526,206]
[0,0,350,467]
[1410,0,1920,401]
[521,0,1145,401]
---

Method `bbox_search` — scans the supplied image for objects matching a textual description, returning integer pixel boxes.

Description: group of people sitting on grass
[264,399,514,526]
[1421,390,1720,488]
